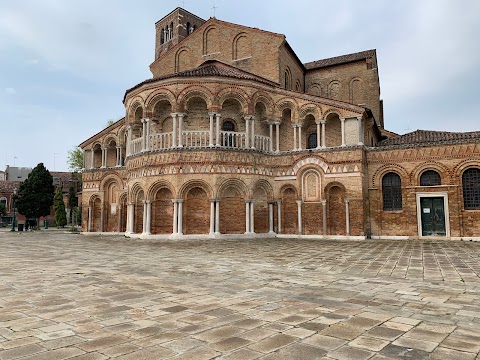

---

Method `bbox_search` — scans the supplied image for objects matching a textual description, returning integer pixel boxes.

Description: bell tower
[154,7,205,60]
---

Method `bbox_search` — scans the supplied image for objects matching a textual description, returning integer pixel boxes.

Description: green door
[420,197,446,236]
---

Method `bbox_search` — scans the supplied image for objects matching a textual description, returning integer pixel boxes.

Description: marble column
[101,147,106,168]
[268,202,274,233]
[172,200,178,235]
[357,116,364,145]
[245,116,250,148]
[177,113,184,147]
[275,122,280,152]
[126,126,132,156]
[315,121,321,149]
[88,205,92,232]
[141,118,147,151]
[171,113,178,148]
[117,204,122,233]
[321,120,326,148]
[322,200,327,236]
[215,200,220,234]
[345,199,350,236]
[268,122,273,152]
[126,203,134,234]
[250,201,255,233]
[296,200,302,234]
[250,117,255,149]
[142,200,147,234]
[100,205,105,232]
[145,118,151,151]
[245,201,250,234]
[209,112,215,147]
[210,200,215,235]
[340,117,346,146]
[277,201,282,234]
[177,200,183,235]
[293,125,297,150]
[215,113,221,146]
[145,200,152,235]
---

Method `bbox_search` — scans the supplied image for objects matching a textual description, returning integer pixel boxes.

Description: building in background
[79,7,480,240]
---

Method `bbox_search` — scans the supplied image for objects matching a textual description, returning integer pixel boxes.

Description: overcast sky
[1,0,479,172]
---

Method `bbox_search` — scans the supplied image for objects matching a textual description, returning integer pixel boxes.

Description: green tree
[67,147,84,173]
[54,187,67,227]
[16,163,54,227]
[67,185,78,224]
[0,202,6,216]
[106,119,115,127]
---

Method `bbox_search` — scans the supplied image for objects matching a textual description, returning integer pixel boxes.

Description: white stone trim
[415,192,450,238]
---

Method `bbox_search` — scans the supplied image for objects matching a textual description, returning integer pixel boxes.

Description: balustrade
[183,130,210,148]
[150,132,173,151]
[131,138,143,155]
[220,131,246,149]
[253,135,271,152]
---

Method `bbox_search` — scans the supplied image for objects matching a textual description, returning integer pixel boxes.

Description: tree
[54,187,67,227]
[106,119,115,127]
[16,163,54,227]
[67,185,78,224]
[67,147,84,173]
[0,202,6,216]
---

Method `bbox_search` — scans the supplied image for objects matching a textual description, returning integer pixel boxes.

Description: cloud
[5,87,16,95]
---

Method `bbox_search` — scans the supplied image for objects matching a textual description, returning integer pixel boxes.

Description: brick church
[79,7,480,240]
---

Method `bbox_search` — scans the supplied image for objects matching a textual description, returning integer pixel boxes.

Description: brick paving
[1,232,480,359]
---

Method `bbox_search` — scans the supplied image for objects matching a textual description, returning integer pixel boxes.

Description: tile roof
[124,60,278,102]
[377,129,480,147]
[0,181,21,191]
[305,49,376,70]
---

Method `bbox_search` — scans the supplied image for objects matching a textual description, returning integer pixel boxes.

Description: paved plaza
[1,232,480,359]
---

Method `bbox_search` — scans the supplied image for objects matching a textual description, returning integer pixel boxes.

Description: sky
[1,0,479,172]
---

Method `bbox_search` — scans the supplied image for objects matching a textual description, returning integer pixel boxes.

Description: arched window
[462,168,480,210]
[382,172,402,210]
[284,67,292,90]
[307,133,317,149]
[160,28,164,44]
[170,22,174,38]
[186,22,191,35]
[420,170,441,186]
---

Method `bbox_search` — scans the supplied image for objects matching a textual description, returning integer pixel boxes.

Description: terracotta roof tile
[377,129,480,147]
[305,49,376,69]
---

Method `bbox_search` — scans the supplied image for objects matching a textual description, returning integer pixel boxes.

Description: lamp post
[10,188,17,232]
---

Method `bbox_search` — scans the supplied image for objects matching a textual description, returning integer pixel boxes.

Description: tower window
[307,133,317,149]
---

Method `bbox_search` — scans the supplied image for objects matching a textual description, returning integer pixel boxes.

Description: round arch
[411,162,451,186]
[177,86,214,111]
[372,164,410,188]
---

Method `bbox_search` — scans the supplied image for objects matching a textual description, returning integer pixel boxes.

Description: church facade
[79,8,480,240]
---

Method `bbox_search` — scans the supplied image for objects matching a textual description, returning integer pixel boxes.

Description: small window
[462,168,480,210]
[382,172,402,210]
[160,28,164,44]
[222,121,235,132]
[420,170,441,186]
[307,133,317,149]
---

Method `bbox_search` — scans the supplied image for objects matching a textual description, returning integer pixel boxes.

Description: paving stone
[217,348,262,360]
[328,345,374,360]
[114,346,175,359]
[262,343,327,359]
[14,347,85,360]
[348,335,389,351]
[302,334,347,350]
[429,346,477,360]
[366,325,405,340]
[0,344,45,360]
[380,343,429,359]
[210,337,251,352]
[320,324,366,340]
[247,334,297,353]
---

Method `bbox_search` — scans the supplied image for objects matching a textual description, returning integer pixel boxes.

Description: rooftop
[377,129,480,147]
[305,49,377,70]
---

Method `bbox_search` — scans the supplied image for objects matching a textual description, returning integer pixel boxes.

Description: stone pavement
[1,233,480,359]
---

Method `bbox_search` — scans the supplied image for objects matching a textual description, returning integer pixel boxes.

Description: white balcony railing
[150,132,173,151]
[128,131,273,156]
[183,130,210,147]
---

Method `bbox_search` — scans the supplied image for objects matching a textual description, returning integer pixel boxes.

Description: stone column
[171,113,178,148]
[215,113,221,146]
[215,200,220,234]
[172,200,178,235]
[275,122,280,152]
[268,122,273,152]
[177,200,183,235]
[250,201,255,233]
[322,200,327,236]
[293,125,297,150]
[90,149,95,169]
[145,200,152,235]
[340,117,346,146]
[142,200,147,234]
[141,118,147,151]
[208,112,215,147]
[115,146,120,166]
[126,126,132,156]
[315,121,321,149]
[210,200,215,235]
[117,204,122,232]
[357,116,364,145]
[100,147,106,168]
[88,205,92,232]
[298,125,303,150]
[126,203,134,234]
[268,202,274,233]
[145,118,151,151]
[321,120,326,148]
[245,116,250,148]
[296,200,302,234]
[345,199,350,236]
[177,113,184,147]
[245,201,250,234]
[250,117,255,149]
[277,201,282,234]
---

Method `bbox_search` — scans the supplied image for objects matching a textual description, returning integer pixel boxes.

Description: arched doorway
[184,187,209,234]
[282,187,298,234]
[219,185,246,234]
[134,191,144,234]
[151,187,173,234]
[327,185,346,235]
[92,197,102,232]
